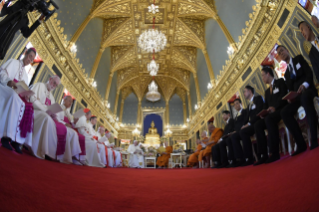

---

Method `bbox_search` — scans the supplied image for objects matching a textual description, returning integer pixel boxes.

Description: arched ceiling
[55,0,256,103]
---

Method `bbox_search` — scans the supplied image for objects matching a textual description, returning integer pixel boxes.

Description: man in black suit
[253,67,288,166]
[298,20,319,82]
[277,45,318,154]
[232,85,264,166]
[220,99,248,168]
[211,110,234,168]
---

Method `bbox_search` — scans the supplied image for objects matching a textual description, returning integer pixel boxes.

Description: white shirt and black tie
[287,57,309,89]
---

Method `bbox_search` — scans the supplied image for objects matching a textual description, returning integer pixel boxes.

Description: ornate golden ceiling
[69,0,230,103]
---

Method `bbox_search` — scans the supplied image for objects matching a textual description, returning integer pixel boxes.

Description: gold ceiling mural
[68,0,235,104]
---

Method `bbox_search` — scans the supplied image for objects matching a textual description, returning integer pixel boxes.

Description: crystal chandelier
[138,29,167,53]
[146,80,161,102]
[147,59,159,76]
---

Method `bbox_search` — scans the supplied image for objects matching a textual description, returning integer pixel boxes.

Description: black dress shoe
[218,163,229,168]
[241,158,254,167]
[265,154,280,164]
[253,156,268,166]
[211,162,222,169]
[310,142,318,150]
[226,159,242,168]
[1,137,12,151]
[291,147,307,156]
[11,142,22,154]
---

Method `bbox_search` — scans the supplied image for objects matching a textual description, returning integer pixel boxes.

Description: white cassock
[127,144,144,168]
[24,82,57,159]
[75,116,105,167]
[0,59,32,144]
[97,132,115,167]
[56,105,82,164]
[87,122,107,165]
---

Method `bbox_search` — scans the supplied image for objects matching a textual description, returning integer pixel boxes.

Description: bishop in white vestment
[127,141,144,168]
[75,110,105,168]
[25,76,68,160]
[87,116,107,165]
[0,48,36,153]
[55,96,82,164]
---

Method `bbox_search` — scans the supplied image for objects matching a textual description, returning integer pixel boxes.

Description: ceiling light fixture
[147,59,159,76]
[146,80,161,102]
[138,29,167,53]
[148,4,159,14]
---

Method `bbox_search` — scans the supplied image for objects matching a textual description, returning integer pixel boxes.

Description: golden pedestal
[144,134,161,147]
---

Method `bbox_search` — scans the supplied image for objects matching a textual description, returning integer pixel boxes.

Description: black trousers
[281,89,318,148]
[211,137,233,164]
[231,131,244,160]
[254,110,282,156]
[239,125,256,160]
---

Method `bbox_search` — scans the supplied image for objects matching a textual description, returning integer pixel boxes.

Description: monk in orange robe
[187,131,208,168]
[202,123,223,168]
[156,141,173,168]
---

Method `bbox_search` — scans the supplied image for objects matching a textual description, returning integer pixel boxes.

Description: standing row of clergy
[0,48,121,168]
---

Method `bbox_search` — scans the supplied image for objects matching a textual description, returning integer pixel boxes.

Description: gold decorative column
[137,100,142,125]
[90,47,105,79]
[187,91,192,119]
[114,90,120,115]
[213,14,238,51]
[68,14,93,48]
[119,98,124,122]
[193,73,201,106]
[166,100,169,126]
[183,101,187,124]
[104,72,114,100]
[202,49,215,83]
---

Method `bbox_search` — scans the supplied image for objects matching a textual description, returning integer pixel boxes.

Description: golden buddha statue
[144,121,160,147]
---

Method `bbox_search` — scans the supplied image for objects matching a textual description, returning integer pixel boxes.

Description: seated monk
[156,141,173,169]
[0,48,36,153]
[202,123,223,168]
[187,131,208,168]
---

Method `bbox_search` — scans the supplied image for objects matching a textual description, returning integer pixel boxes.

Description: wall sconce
[186,118,189,123]
[194,104,198,110]
[107,103,110,109]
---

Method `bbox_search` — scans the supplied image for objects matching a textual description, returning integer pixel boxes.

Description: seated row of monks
[0,48,121,168]
[187,44,319,168]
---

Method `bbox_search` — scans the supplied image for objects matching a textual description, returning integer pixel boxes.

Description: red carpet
[0,147,319,212]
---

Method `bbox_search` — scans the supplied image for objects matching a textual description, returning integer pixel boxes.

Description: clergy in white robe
[75,110,105,168]
[87,116,107,165]
[55,96,82,164]
[0,48,36,153]
[127,140,144,168]
[25,76,67,160]
[59,95,86,162]
[105,131,122,167]
[97,126,115,167]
